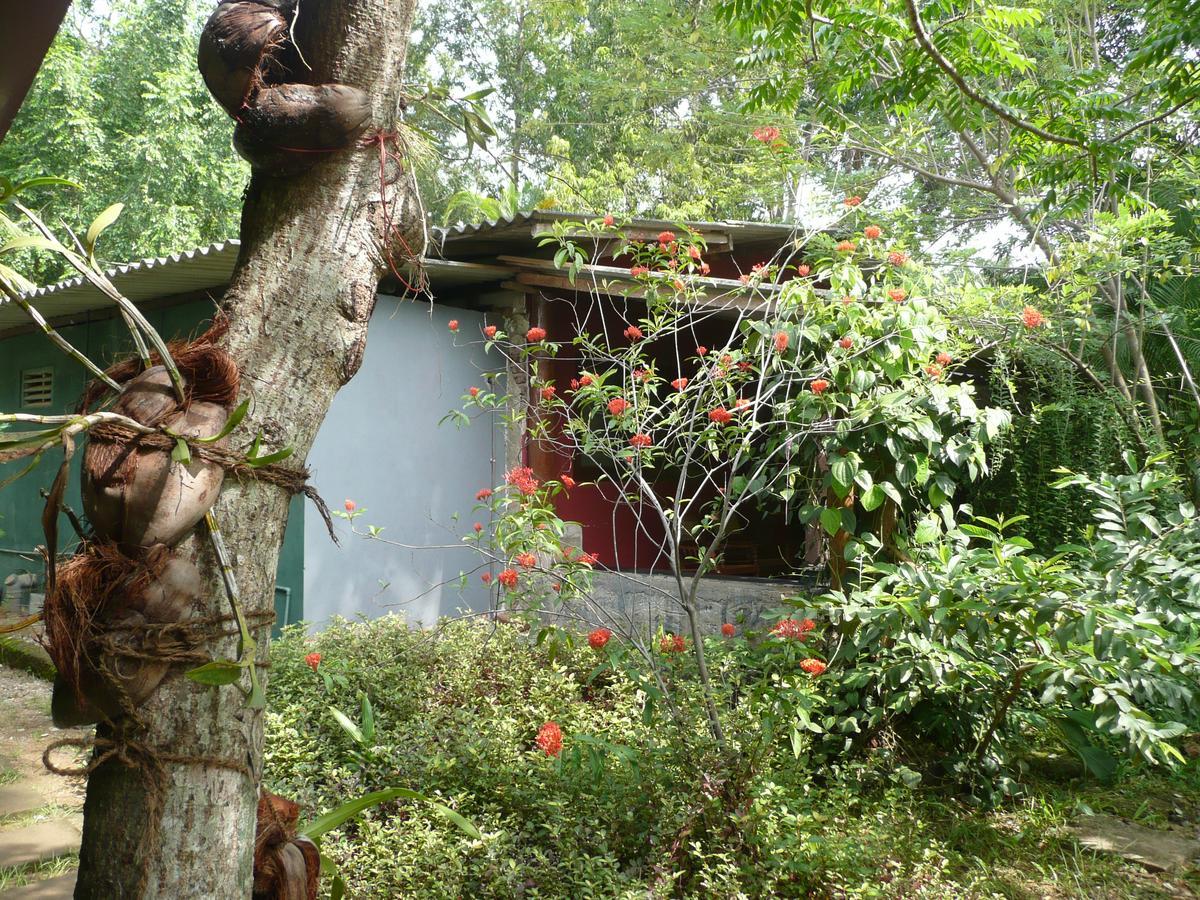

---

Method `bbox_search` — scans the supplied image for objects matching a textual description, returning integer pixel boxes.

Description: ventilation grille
[20,367,54,408]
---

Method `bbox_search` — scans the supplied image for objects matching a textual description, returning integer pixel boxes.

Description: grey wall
[302,296,498,628]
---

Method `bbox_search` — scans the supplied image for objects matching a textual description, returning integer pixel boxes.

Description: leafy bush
[796,455,1200,800]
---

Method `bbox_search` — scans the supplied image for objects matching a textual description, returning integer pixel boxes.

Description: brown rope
[88,422,338,544]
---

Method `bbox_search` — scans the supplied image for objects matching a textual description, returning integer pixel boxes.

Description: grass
[0,855,77,892]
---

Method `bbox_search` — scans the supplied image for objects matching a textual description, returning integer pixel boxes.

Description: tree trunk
[75,0,420,895]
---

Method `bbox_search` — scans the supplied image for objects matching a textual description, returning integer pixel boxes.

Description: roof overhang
[0,0,71,143]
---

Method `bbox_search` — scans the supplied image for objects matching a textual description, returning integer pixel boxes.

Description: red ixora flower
[541,386,556,400]
[630,265,650,277]
[844,195,862,207]
[633,368,651,382]
[888,250,909,267]
[696,346,708,356]
[721,623,736,637]
[864,225,882,240]
[700,262,711,275]
[484,324,497,339]
[515,552,537,568]
[752,125,781,143]
[888,287,907,302]
[498,568,519,589]
[657,230,676,246]
[739,273,751,285]
[536,721,563,757]
[603,214,615,227]
[608,397,630,416]
[576,552,599,567]
[480,572,492,584]
[708,407,733,425]
[838,337,853,350]
[473,522,483,533]
[797,264,811,277]
[448,319,459,332]
[624,324,645,341]
[925,364,943,378]
[800,658,828,675]
[688,245,702,261]
[476,488,493,501]
[469,386,482,399]
[936,351,952,366]
[505,467,540,496]
[526,326,547,342]
[773,331,789,353]
[579,374,594,387]
[629,433,652,449]
[660,634,686,654]
[305,652,321,672]
[671,377,689,391]
[588,628,613,650]
[344,499,356,512]
[1022,306,1046,329]
[835,240,857,253]
[810,379,831,395]
[561,474,576,490]
[772,618,816,640]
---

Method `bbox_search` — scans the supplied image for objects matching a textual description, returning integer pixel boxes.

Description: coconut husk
[77,314,239,414]
[46,544,202,726]
[83,367,230,551]
[198,0,291,116]
[254,790,320,900]
[234,83,371,172]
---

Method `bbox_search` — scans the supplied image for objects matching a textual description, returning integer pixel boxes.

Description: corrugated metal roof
[2,210,804,330]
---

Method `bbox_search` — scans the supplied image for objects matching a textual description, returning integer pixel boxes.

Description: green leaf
[360,693,375,745]
[192,398,249,444]
[820,507,844,536]
[329,706,364,744]
[85,203,124,260]
[860,484,885,511]
[0,235,61,256]
[171,438,191,464]
[245,446,294,467]
[299,787,480,841]
[185,659,243,686]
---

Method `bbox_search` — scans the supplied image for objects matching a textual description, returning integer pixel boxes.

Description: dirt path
[0,668,89,808]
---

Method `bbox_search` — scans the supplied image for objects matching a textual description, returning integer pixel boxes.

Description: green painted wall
[0,301,304,634]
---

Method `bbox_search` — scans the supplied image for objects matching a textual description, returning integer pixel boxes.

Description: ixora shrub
[796,454,1200,799]
[448,213,1012,744]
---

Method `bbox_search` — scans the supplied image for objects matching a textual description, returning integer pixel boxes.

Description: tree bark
[75,0,420,896]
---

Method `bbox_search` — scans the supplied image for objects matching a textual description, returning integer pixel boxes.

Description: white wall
[303,296,498,627]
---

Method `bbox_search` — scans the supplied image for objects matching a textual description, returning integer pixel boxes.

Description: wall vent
[20,367,54,408]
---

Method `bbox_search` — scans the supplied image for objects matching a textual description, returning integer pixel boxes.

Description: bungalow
[0,211,820,635]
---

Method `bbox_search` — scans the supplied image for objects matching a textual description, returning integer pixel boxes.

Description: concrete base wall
[557,568,825,639]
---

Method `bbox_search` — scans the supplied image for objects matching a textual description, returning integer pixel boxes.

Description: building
[1,211,819,634]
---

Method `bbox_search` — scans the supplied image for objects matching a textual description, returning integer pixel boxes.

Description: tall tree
[73,0,421,894]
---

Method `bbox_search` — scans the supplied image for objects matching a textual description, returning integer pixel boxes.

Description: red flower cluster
[838,337,853,350]
[700,262,711,275]
[576,552,599,567]
[888,287,907,302]
[473,522,483,533]
[484,324,497,339]
[1022,306,1046,329]
[588,628,613,650]
[629,433,652,449]
[579,374,594,387]
[515,552,537,568]
[810,379,830,395]
[448,319,459,332]
[541,386,556,400]
[752,125,781,143]
[305,652,321,672]
[688,245,702,261]
[608,397,630,416]
[721,623,736,638]
[864,224,882,240]
[344,499,357,512]
[536,721,563,757]
[660,634,686,654]
[624,324,645,341]
[480,572,492,584]
[708,407,733,425]
[526,326,547,342]
[498,568,519,589]
[888,250,909,267]
[657,230,676,246]
[773,331,789,353]
[468,386,480,397]
[936,351,952,366]
[924,364,942,378]
[476,488,493,501]
[633,368,651,382]
[505,467,540,496]
[844,195,863,207]
[797,264,811,276]
[630,264,650,277]
[772,618,816,640]
[603,214,615,227]
[561,474,576,489]
[696,346,708,356]
[734,398,751,411]
[671,377,689,391]
[800,658,827,675]
[835,240,857,253]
